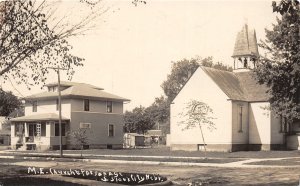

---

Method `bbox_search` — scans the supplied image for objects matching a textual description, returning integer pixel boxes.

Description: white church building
[169,24,300,152]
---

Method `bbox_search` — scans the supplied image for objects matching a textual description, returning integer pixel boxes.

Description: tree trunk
[199,124,207,158]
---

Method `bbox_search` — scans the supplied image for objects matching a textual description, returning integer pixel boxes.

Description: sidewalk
[1,150,300,168]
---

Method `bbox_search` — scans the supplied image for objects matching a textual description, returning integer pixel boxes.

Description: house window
[32,101,37,112]
[28,124,37,136]
[107,101,113,113]
[55,123,66,136]
[28,123,46,137]
[80,123,91,129]
[108,124,114,137]
[279,116,289,133]
[41,123,46,136]
[279,116,284,133]
[49,86,58,92]
[84,99,90,111]
[238,106,243,132]
[0,137,3,145]
[36,124,41,136]
[56,99,59,111]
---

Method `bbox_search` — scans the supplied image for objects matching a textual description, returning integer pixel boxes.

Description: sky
[1,0,278,111]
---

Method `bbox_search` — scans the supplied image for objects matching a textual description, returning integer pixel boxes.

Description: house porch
[11,113,69,151]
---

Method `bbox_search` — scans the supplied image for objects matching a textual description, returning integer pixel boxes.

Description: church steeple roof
[232,24,259,58]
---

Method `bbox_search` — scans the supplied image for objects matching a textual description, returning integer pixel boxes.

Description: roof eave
[26,95,130,102]
[227,98,269,102]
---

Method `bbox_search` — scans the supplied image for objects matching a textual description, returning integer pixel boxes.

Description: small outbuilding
[123,133,145,148]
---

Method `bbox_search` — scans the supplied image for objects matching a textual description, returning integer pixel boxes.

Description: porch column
[46,122,52,137]
[11,123,15,137]
[24,122,28,137]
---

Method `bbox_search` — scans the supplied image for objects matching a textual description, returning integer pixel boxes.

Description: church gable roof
[235,71,269,102]
[201,67,246,100]
[201,66,269,102]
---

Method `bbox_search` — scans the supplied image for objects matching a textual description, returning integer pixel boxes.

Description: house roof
[46,81,104,90]
[201,66,269,102]
[10,113,69,122]
[232,24,259,58]
[26,81,130,102]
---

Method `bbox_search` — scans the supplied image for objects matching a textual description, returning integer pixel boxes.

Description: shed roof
[145,130,162,136]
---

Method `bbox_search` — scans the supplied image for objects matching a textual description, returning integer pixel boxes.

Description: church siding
[231,101,249,144]
[170,67,232,151]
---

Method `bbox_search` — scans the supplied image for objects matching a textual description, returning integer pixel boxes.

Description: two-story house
[10,81,129,151]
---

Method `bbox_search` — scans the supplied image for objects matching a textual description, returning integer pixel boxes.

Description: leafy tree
[161,58,199,102]
[161,56,232,102]
[124,106,155,134]
[254,0,300,125]
[179,100,215,156]
[145,96,170,133]
[68,128,89,157]
[0,88,22,116]
[0,0,106,87]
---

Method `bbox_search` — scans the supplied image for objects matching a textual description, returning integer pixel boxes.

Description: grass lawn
[0,161,85,186]
[1,158,300,185]
[7,146,300,159]
[10,153,244,164]
[0,176,85,186]
[0,159,169,186]
[52,160,300,185]
[247,158,300,166]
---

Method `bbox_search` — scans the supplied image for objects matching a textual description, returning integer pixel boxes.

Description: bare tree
[179,100,215,157]
[0,0,108,87]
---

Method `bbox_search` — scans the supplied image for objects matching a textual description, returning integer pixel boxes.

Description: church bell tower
[232,24,259,71]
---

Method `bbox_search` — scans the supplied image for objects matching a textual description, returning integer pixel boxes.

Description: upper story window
[107,101,113,113]
[279,116,290,133]
[56,99,59,111]
[48,86,53,92]
[48,86,57,92]
[32,101,37,112]
[84,99,90,111]
[48,86,68,92]
[108,124,114,137]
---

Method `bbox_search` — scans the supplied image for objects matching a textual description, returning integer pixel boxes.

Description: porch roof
[11,113,69,122]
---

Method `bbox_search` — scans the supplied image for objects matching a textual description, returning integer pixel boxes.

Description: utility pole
[48,66,67,157]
